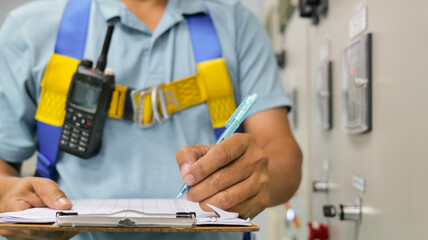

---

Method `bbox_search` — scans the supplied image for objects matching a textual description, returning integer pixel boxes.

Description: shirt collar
[93,0,207,22]
[175,0,207,15]
[94,0,122,22]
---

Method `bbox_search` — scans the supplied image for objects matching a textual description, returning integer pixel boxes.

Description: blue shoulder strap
[54,0,91,59]
[185,13,222,63]
[35,0,91,178]
[185,13,227,139]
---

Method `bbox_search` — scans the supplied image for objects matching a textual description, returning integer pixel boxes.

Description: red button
[308,222,328,240]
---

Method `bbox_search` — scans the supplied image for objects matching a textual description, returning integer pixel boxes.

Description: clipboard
[0,211,259,233]
[55,210,196,228]
[0,198,260,233]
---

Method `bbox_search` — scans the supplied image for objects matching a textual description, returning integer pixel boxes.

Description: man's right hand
[0,177,72,212]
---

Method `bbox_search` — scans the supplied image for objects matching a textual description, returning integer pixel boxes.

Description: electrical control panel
[341,33,372,134]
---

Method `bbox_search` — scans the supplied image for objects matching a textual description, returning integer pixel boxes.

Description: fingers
[30,178,72,210]
[0,177,70,212]
[0,179,43,212]
[226,191,269,219]
[0,177,74,240]
[10,200,33,212]
[186,155,253,202]
[176,133,269,219]
[179,133,270,219]
[196,171,268,214]
[183,134,249,186]
[176,144,211,177]
[1,178,72,212]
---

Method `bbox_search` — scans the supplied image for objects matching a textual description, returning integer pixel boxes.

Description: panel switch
[339,204,362,222]
[313,180,329,193]
[339,197,362,223]
[323,197,362,223]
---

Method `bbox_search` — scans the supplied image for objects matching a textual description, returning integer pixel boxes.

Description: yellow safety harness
[34,0,236,179]
[35,55,235,129]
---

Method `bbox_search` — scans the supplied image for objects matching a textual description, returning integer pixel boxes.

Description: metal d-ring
[151,84,170,123]
[131,88,156,128]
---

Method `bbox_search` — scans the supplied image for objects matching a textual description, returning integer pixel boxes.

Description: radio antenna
[96,24,115,72]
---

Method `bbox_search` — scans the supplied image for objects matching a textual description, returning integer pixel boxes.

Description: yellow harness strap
[36,54,236,129]
[36,54,79,127]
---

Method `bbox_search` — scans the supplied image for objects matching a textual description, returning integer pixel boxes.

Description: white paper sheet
[0,199,250,226]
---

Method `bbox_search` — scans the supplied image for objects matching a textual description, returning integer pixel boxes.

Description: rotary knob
[323,205,336,218]
[80,59,93,68]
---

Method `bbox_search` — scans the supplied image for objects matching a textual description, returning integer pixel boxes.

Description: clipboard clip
[117,218,135,228]
[56,210,196,228]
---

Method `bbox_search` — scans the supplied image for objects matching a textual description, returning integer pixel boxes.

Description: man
[0,0,302,239]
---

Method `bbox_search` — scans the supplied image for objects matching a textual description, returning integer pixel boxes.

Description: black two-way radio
[59,24,116,159]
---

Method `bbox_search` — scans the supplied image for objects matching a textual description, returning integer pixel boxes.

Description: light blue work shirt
[0,0,291,239]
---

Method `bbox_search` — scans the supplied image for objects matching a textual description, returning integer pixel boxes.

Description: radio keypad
[59,108,94,154]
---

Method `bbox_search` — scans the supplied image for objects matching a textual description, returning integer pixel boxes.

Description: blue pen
[176,94,258,200]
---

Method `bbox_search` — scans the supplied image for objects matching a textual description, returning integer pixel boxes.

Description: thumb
[31,178,72,210]
[176,144,211,177]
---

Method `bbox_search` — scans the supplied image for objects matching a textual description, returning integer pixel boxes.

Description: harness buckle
[152,85,170,123]
[130,84,170,128]
[131,88,155,128]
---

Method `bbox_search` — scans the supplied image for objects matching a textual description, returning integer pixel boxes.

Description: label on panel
[352,175,365,193]
[349,5,367,39]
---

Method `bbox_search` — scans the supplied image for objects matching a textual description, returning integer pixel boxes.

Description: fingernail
[183,174,195,185]
[58,197,71,206]
[180,163,191,177]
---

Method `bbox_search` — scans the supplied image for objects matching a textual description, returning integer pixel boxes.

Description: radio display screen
[70,81,101,112]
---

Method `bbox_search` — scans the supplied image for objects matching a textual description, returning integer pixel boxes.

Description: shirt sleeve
[0,14,38,162]
[234,2,292,114]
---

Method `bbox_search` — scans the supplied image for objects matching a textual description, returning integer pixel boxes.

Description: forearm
[0,158,21,197]
[243,108,303,207]
[264,137,302,206]
[0,158,20,177]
